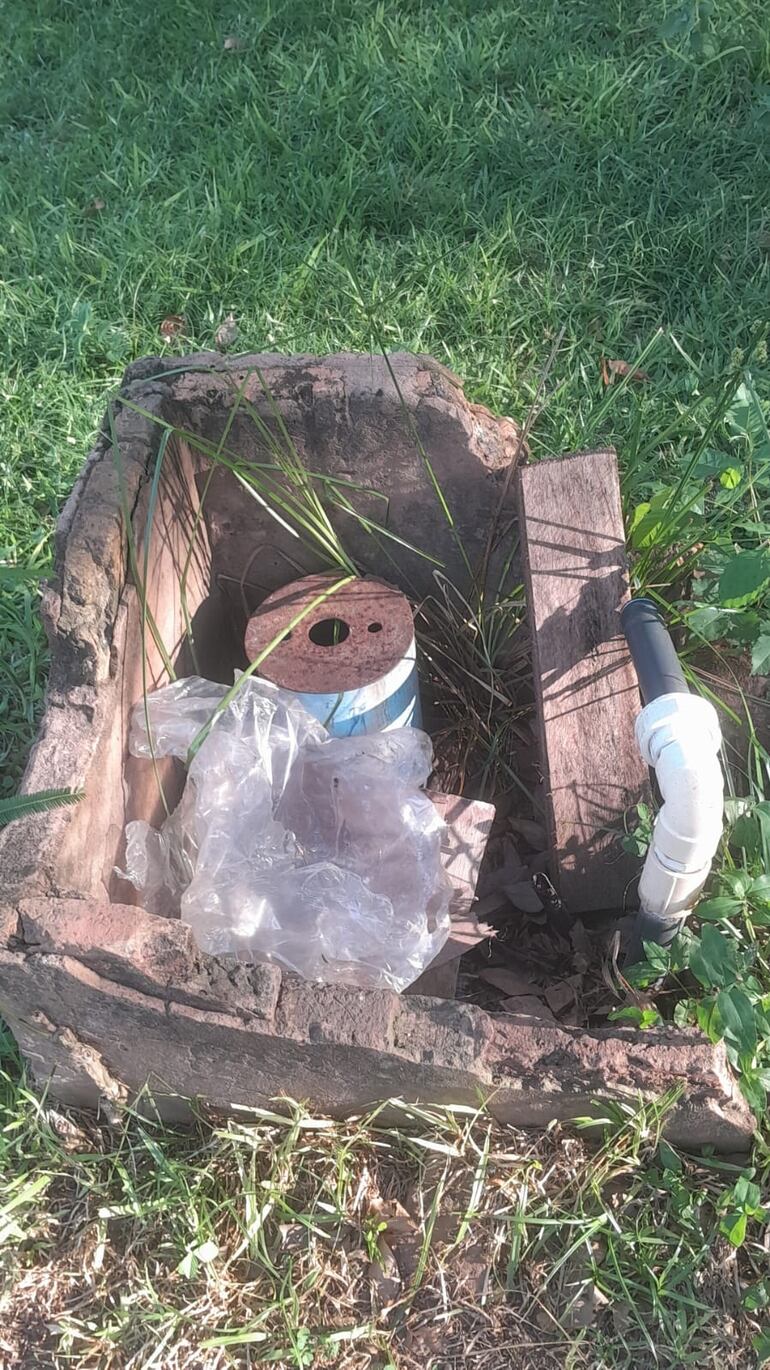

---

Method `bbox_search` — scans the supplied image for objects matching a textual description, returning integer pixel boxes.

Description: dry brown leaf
[570,919,592,958]
[368,1236,401,1310]
[509,817,547,849]
[500,994,556,1020]
[503,879,543,914]
[160,314,186,342]
[215,312,239,348]
[481,841,528,896]
[526,850,551,876]
[534,1304,557,1332]
[602,358,651,385]
[545,981,576,1016]
[612,1300,633,1334]
[560,1008,583,1026]
[277,1222,307,1255]
[46,1109,93,1153]
[368,1198,421,1284]
[405,1321,445,1360]
[560,1281,609,1330]
[403,1155,455,1244]
[480,966,544,998]
[469,891,509,921]
[453,1240,490,1297]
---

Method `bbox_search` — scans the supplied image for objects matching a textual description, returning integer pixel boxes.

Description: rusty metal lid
[244,573,415,694]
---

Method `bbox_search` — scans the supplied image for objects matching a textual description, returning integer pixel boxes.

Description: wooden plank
[407,792,496,996]
[517,449,650,913]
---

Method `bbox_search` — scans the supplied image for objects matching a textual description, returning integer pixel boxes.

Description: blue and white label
[292,636,422,737]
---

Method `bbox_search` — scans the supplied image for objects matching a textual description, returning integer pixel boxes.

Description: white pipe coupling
[635,693,724,921]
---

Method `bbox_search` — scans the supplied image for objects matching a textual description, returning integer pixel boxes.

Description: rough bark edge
[1,897,754,1150]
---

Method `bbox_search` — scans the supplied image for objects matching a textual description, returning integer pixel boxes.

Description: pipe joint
[635,692,721,767]
[635,692,724,931]
[621,602,725,960]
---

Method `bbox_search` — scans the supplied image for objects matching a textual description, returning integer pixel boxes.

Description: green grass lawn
[2,0,770,1364]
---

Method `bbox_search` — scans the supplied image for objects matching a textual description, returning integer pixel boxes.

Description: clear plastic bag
[120,676,451,990]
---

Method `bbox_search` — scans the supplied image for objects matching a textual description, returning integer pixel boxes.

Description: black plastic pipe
[621,598,690,962]
[625,907,685,963]
[620,597,688,705]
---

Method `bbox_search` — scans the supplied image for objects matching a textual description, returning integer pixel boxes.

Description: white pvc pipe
[631,692,723,952]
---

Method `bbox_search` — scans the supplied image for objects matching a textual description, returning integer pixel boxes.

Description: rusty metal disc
[244,573,415,695]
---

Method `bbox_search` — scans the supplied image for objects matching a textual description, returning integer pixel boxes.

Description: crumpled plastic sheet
[119,676,451,990]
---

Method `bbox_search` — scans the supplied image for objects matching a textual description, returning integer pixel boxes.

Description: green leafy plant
[621,801,654,859]
[718,1172,769,1248]
[608,1003,664,1029]
[696,869,770,928]
[755,1331,770,1365]
[362,1217,387,1263]
[0,788,83,827]
[626,371,770,680]
[630,902,770,1113]
[682,379,770,667]
[743,1277,770,1312]
[660,0,718,56]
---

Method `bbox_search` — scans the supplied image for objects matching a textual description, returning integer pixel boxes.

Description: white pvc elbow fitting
[634,693,723,942]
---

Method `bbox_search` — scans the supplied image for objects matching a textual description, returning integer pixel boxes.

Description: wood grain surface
[517,449,649,913]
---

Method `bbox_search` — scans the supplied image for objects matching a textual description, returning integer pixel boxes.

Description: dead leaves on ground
[368,1197,422,1296]
[215,312,239,348]
[160,314,187,343]
[366,1164,491,1320]
[160,312,240,348]
[601,357,651,386]
[470,805,610,1027]
[361,1134,620,1364]
[480,966,543,998]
